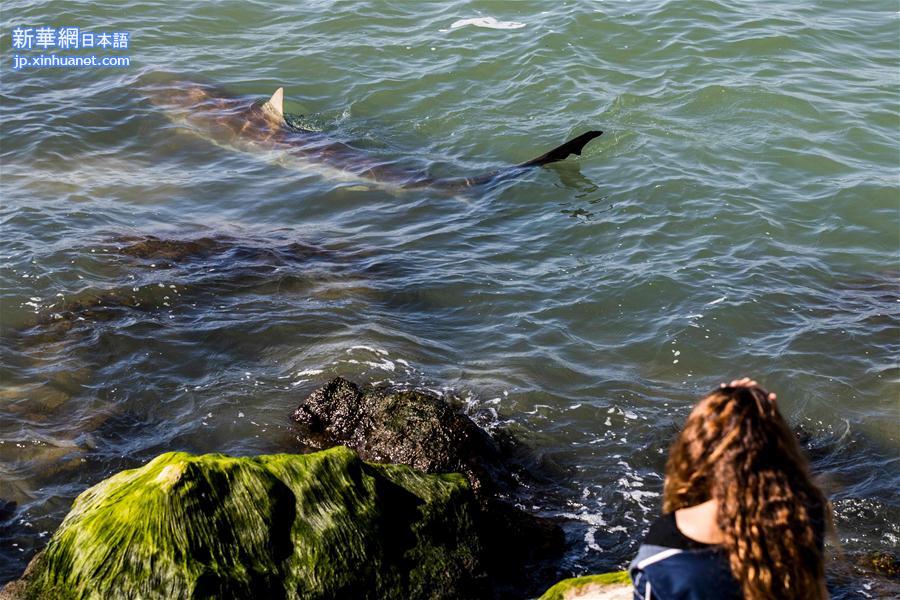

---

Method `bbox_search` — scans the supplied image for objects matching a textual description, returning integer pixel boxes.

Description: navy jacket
[629,513,742,600]
[629,544,742,599]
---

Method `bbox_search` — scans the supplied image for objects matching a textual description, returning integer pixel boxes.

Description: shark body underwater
[144,77,602,192]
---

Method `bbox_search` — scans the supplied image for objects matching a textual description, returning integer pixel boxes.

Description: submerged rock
[292,378,566,596]
[116,235,226,261]
[112,234,336,269]
[16,234,345,337]
[538,572,631,600]
[857,551,900,579]
[0,447,487,600]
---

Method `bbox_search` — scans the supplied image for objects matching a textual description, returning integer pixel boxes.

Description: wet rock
[292,377,566,596]
[292,377,509,495]
[33,289,158,329]
[824,551,900,598]
[112,234,332,268]
[116,235,224,261]
[858,551,900,579]
[0,447,487,600]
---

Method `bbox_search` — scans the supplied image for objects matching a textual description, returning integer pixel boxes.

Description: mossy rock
[2,446,486,600]
[538,572,631,600]
[293,378,565,596]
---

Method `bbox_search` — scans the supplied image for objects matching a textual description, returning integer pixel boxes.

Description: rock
[0,446,487,600]
[116,235,224,261]
[858,551,900,579]
[538,572,632,600]
[291,377,566,596]
[825,551,900,598]
[292,377,509,496]
[112,234,335,269]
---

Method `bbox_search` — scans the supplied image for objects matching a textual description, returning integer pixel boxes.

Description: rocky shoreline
[0,378,625,599]
[4,377,897,599]
[292,377,567,594]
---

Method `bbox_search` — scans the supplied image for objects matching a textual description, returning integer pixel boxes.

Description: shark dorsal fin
[263,87,284,119]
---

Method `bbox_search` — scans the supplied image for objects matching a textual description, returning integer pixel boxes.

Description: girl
[630,378,829,599]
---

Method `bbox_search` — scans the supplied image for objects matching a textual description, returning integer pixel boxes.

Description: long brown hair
[663,385,828,599]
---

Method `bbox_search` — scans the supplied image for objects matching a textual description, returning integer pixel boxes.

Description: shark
[142,76,602,192]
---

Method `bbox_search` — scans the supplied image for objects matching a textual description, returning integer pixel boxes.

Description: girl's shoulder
[644,511,716,550]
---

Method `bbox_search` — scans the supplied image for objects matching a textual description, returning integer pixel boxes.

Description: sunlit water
[1,1,898,595]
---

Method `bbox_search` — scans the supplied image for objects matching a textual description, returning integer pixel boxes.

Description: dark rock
[117,235,224,261]
[292,377,566,597]
[858,551,900,579]
[113,234,332,267]
[292,377,509,496]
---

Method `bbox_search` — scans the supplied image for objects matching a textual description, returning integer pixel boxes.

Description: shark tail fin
[263,87,284,119]
[406,129,604,190]
[516,130,603,168]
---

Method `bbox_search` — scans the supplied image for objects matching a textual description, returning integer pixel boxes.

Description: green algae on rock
[1,446,486,600]
[537,572,631,600]
[292,377,566,595]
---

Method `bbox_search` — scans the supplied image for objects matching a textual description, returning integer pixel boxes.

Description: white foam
[448,17,526,30]
[362,358,395,372]
[296,368,323,376]
[347,345,388,355]
[559,510,607,528]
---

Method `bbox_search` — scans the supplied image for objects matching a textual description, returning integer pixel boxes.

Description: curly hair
[663,385,828,599]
